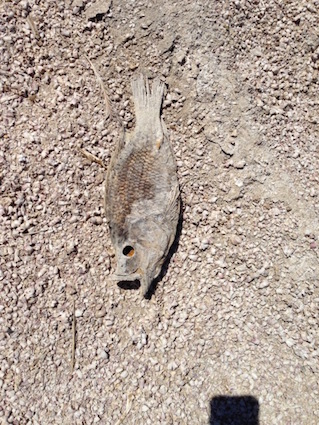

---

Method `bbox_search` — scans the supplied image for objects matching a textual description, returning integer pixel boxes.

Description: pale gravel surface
[1,0,319,424]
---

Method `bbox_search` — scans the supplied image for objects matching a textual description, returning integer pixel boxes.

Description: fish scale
[105,75,180,296]
[108,148,156,233]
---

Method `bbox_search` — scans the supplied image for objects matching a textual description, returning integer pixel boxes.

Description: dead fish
[104,75,180,296]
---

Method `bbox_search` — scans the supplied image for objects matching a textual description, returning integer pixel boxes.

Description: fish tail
[131,75,164,137]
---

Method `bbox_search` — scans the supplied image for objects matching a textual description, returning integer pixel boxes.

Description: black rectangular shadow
[210,395,259,425]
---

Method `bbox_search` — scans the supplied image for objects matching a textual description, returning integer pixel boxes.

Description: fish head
[112,230,170,296]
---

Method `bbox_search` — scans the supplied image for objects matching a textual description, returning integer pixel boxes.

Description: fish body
[105,76,180,296]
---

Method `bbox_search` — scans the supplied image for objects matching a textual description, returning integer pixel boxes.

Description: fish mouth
[117,279,141,291]
[112,272,142,291]
[111,270,151,295]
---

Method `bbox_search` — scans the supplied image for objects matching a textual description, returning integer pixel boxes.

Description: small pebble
[91,216,103,225]
[95,307,107,318]
[97,348,109,360]
[66,241,77,255]
[75,309,84,318]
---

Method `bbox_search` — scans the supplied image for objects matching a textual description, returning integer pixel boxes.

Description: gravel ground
[1,0,319,424]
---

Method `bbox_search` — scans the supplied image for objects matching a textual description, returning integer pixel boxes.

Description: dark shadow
[209,396,259,425]
[144,197,184,299]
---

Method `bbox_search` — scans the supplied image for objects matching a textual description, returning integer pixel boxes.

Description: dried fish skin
[105,75,180,296]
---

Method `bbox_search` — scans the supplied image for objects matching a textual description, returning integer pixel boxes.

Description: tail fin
[131,75,164,138]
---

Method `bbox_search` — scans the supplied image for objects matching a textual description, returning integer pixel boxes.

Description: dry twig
[114,393,133,425]
[71,300,76,373]
[78,147,106,169]
[85,55,112,118]
[26,14,39,39]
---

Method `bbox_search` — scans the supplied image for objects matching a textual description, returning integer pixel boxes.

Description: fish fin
[124,128,133,145]
[131,75,164,139]
[161,116,168,138]
[164,182,180,234]
[104,129,126,222]
[141,275,151,297]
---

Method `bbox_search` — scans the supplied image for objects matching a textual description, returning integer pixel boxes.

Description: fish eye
[123,245,135,257]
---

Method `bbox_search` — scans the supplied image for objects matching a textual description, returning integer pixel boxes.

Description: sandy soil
[1,0,319,424]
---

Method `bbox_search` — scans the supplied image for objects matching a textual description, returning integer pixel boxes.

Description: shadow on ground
[209,395,259,425]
